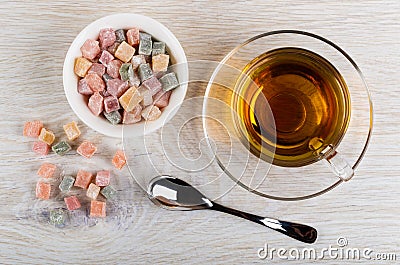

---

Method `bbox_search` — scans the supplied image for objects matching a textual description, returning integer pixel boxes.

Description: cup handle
[324,151,354,181]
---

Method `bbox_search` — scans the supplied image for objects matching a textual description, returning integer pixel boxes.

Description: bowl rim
[63,13,188,138]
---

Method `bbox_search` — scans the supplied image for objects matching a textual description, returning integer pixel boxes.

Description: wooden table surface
[1,0,399,264]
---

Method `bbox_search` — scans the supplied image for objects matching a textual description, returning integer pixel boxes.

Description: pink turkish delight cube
[122,105,142,124]
[142,76,162,96]
[95,170,111,187]
[99,50,114,67]
[23,120,43,137]
[64,196,81,211]
[88,63,106,76]
[112,150,126,170]
[153,90,172,108]
[37,163,56,178]
[80,39,101,60]
[88,92,104,116]
[99,28,116,50]
[74,170,93,189]
[107,78,129,98]
[104,96,120,113]
[106,59,123,78]
[36,181,51,200]
[77,78,93,95]
[77,141,97,158]
[86,73,105,92]
[126,28,140,46]
[32,141,50,155]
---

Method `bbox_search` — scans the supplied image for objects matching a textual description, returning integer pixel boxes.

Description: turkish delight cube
[23,120,43,137]
[160,72,179,91]
[52,141,71,156]
[106,78,129,98]
[74,170,92,189]
[119,63,131,81]
[86,73,105,92]
[104,96,120,113]
[142,76,162,95]
[37,163,56,178]
[64,196,81,211]
[80,39,101,60]
[138,86,153,107]
[99,28,116,49]
[32,141,50,155]
[49,208,67,226]
[119,86,143,112]
[88,63,106,76]
[112,150,126,170]
[104,110,121,125]
[99,50,114,66]
[77,78,93,95]
[138,32,152,55]
[59,175,75,192]
[63,121,81,141]
[38,128,55,145]
[106,59,123,78]
[122,106,142,124]
[87,183,100,200]
[153,90,172,108]
[95,170,111,187]
[131,55,146,70]
[36,181,51,200]
[152,54,170,73]
[152,41,166,56]
[115,41,135,63]
[129,70,140,87]
[77,141,97,158]
[107,42,120,55]
[100,185,117,200]
[88,92,104,116]
[102,73,113,83]
[90,200,106,217]
[74,57,92,77]
[142,105,162,121]
[115,29,126,43]
[138,63,153,82]
[126,28,140,46]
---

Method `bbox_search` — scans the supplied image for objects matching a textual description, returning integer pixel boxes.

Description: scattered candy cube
[152,41,166,56]
[160,72,179,91]
[90,200,106,217]
[126,28,140,46]
[64,196,81,211]
[138,32,152,55]
[49,208,67,226]
[119,63,131,81]
[107,42,120,55]
[80,39,101,60]
[114,41,135,63]
[138,63,153,82]
[115,29,126,43]
[142,105,162,121]
[37,163,56,178]
[104,110,121,125]
[74,170,93,189]
[112,150,126,170]
[153,90,172,108]
[99,50,114,66]
[85,73,105,92]
[74,57,93,77]
[95,170,111,187]
[106,78,129,98]
[142,76,162,95]
[59,176,75,192]
[23,120,43,137]
[99,28,116,49]
[119,86,143,112]
[36,181,51,200]
[87,183,101,200]
[63,121,81,141]
[88,92,104,116]
[77,78,93,95]
[100,185,117,200]
[38,128,55,145]
[32,141,50,155]
[122,105,142,124]
[52,141,71,156]
[88,63,106,76]
[131,55,146,70]
[152,54,170,73]
[104,96,120,113]
[77,141,97,158]
[107,59,123,79]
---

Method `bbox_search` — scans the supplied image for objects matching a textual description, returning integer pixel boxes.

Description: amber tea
[233,47,351,167]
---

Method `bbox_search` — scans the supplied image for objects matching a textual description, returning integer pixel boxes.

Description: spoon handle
[210,202,317,244]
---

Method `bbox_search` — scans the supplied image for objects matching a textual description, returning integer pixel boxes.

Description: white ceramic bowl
[63,14,188,138]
